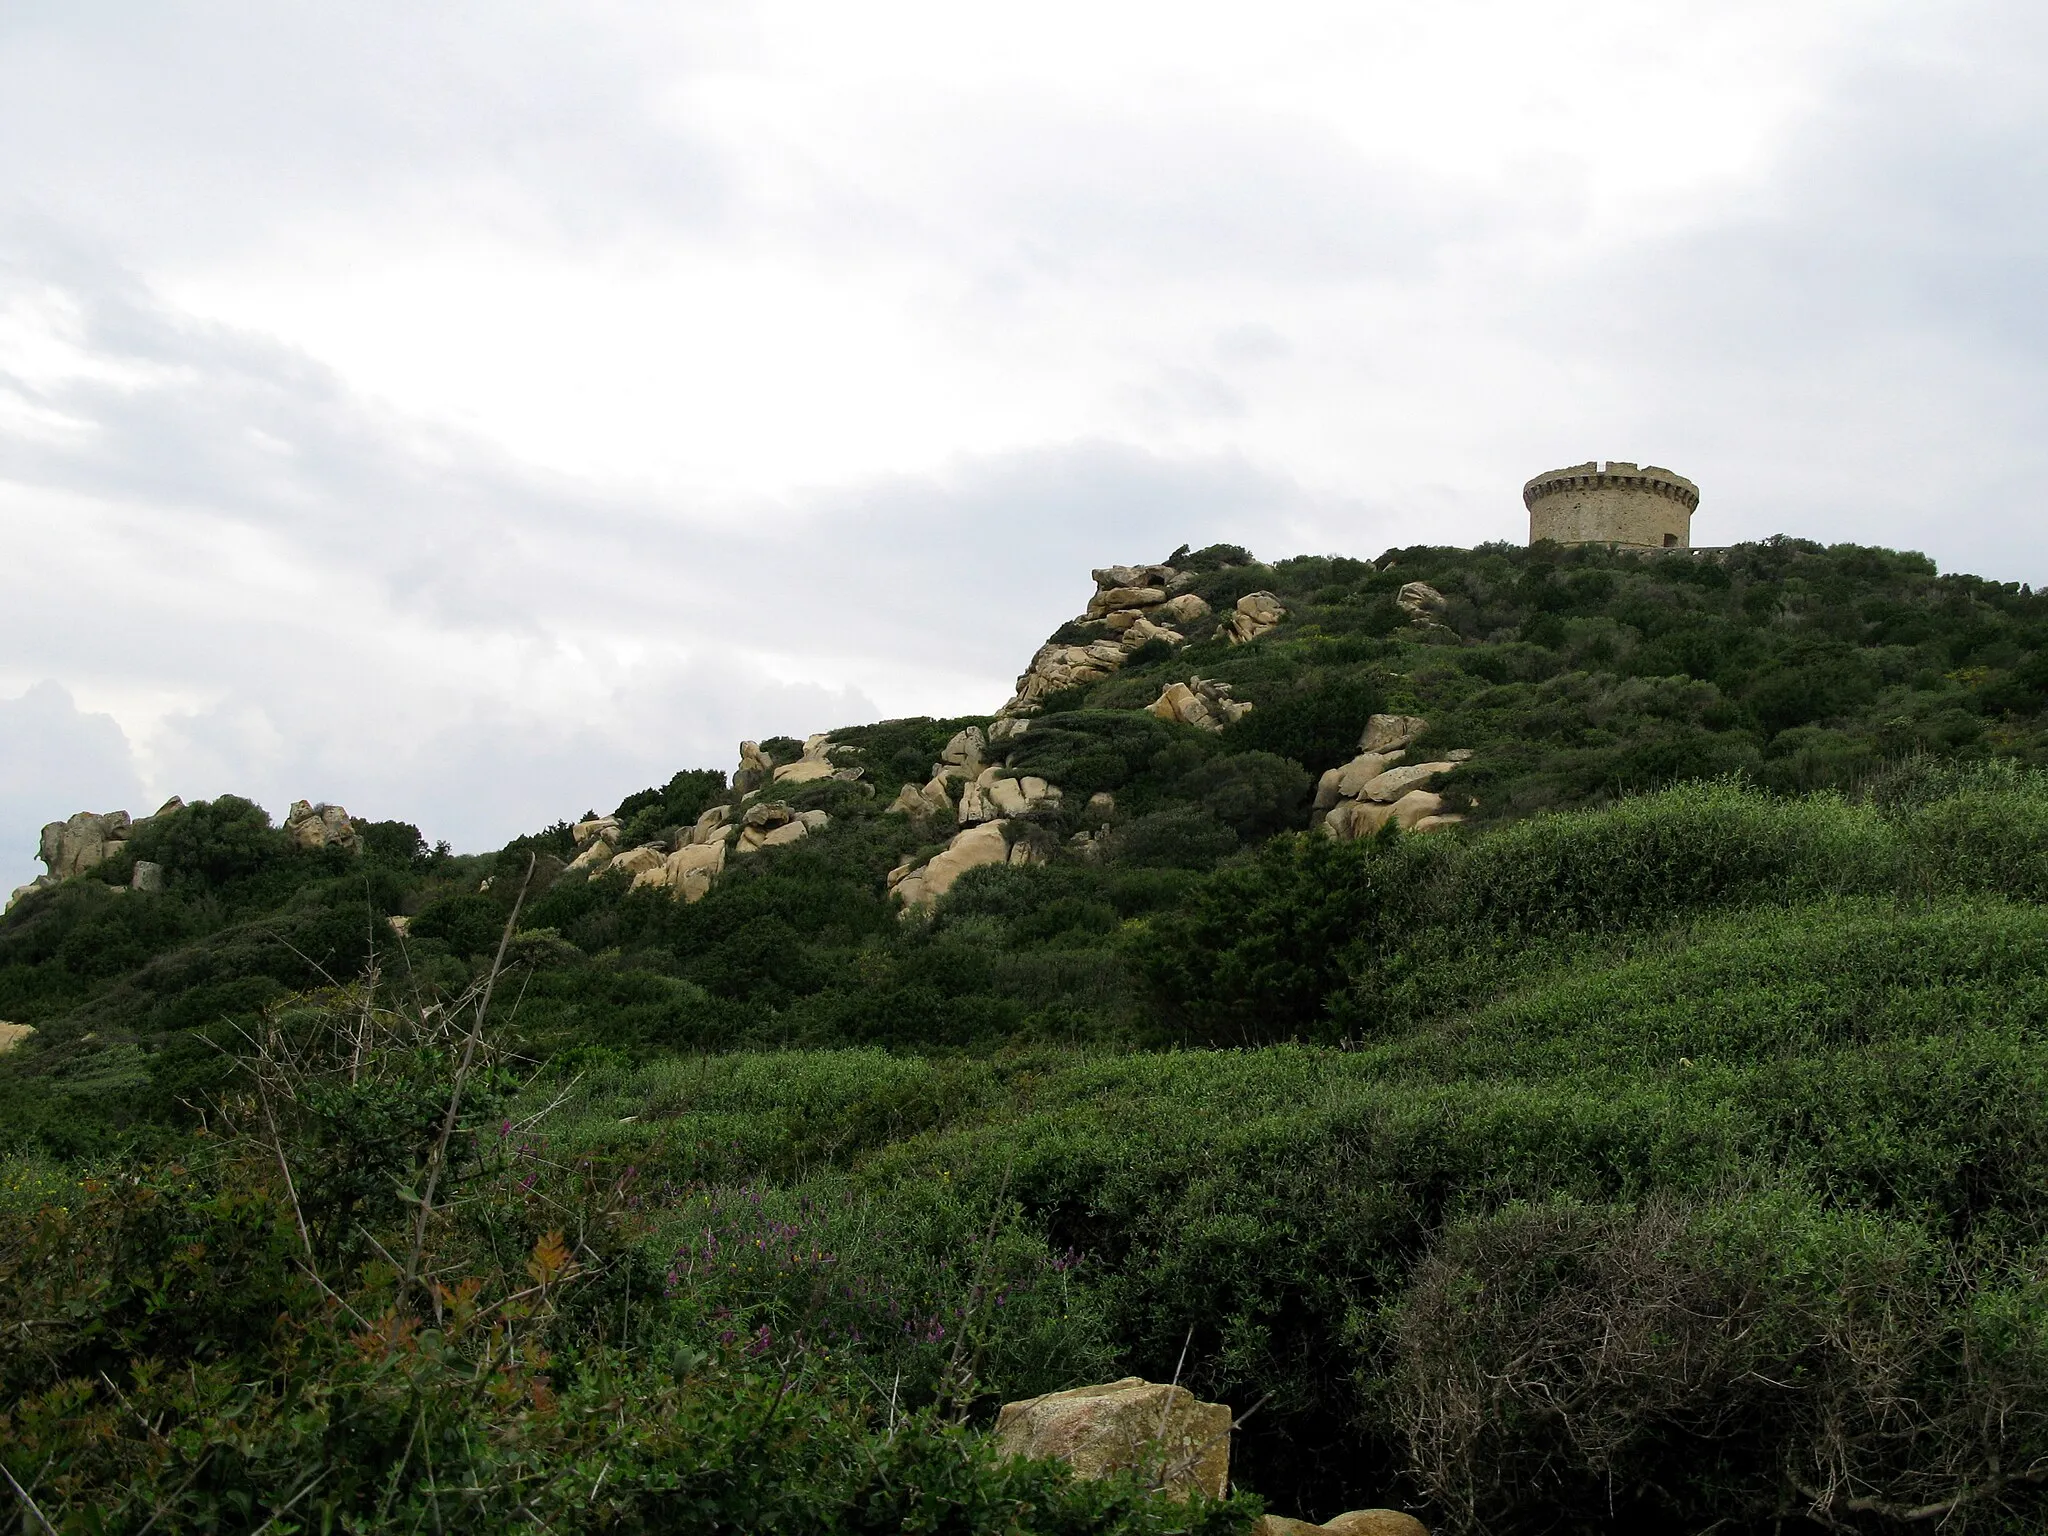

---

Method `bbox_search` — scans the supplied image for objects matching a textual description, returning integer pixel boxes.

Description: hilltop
[9,534,2048,1532]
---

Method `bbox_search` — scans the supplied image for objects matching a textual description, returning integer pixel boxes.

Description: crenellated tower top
[1524,461,1699,549]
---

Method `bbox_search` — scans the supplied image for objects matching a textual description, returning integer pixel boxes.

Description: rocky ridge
[1000,562,1287,715]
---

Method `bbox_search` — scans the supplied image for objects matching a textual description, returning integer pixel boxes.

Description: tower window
[1663,533,1677,547]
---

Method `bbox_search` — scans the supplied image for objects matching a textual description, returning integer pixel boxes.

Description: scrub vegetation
[10,536,2048,1532]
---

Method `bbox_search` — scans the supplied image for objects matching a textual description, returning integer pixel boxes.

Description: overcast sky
[3,0,2046,887]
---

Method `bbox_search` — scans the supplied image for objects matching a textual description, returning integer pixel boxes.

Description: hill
[9,535,2048,1532]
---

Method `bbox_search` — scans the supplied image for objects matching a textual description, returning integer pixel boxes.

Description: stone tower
[1524,462,1699,549]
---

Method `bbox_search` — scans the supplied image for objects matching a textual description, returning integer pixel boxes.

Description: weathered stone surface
[1146,678,1252,731]
[1092,564,1179,591]
[1222,591,1286,644]
[893,820,1011,911]
[1085,791,1116,823]
[1087,585,1168,617]
[1396,581,1447,619]
[1001,641,1123,714]
[941,726,986,772]
[987,716,1030,744]
[686,805,734,845]
[1321,1512,1430,1536]
[993,1377,1231,1500]
[1360,714,1429,754]
[283,801,360,854]
[958,767,998,825]
[1358,763,1458,804]
[1336,751,1405,800]
[734,740,774,794]
[130,860,165,893]
[610,845,666,878]
[1008,837,1046,866]
[1322,799,1393,840]
[39,810,133,881]
[1257,1512,1429,1536]
[733,801,811,854]
[988,775,1061,818]
[1120,615,1183,650]
[0,1022,33,1055]
[1388,789,1444,828]
[1411,814,1465,834]
[773,733,846,784]
[638,837,727,900]
[566,837,616,873]
[1157,592,1211,626]
[573,815,622,850]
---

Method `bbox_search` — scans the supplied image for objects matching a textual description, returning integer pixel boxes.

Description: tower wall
[1525,462,1699,549]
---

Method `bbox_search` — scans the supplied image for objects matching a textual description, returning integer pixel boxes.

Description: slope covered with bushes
[10,535,2048,1531]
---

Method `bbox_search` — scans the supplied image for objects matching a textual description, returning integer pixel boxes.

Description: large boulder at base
[130,860,165,892]
[993,1377,1231,1501]
[892,819,1011,911]
[1258,1513,1428,1536]
[283,800,361,854]
[1156,592,1211,626]
[1221,591,1286,644]
[1360,713,1429,753]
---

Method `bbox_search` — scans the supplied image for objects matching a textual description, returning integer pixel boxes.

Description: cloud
[0,681,146,895]
[3,0,2048,867]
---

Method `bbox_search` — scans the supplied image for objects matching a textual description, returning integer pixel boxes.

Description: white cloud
[1,0,2045,863]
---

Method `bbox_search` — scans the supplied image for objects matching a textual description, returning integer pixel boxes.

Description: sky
[3,0,2047,889]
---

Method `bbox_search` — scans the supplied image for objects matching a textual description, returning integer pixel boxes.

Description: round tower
[1524,461,1699,549]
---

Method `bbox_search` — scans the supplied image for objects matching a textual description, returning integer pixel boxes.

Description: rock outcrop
[1000,563,1209,714]
[1315,716,1469,838]
[958,767,1061,824]
[1257,1513,1428,1536]
[40,810,132,881]
[283,800,361,854]
[992,1378,1231,1501]
[634,836,728,902]
[1146,678,1252,731]
[772,733,864,786]
[890,820,1012,911]
[1396,582,1454,635]
[734,740,774,794]
[733,802,830,854]
[1360,714,1428,754]
[11,797,187,908]
[1220,591,1286,644]
[0,1022,35,1055]
[1004,636,1139,715]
